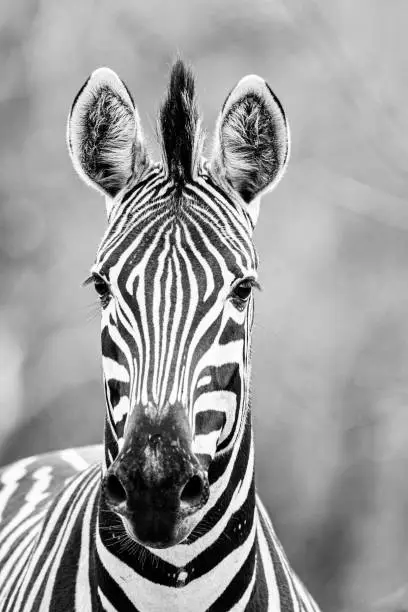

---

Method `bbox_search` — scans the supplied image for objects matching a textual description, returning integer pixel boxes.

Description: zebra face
[67,61,289,548]
[95,180,258,460]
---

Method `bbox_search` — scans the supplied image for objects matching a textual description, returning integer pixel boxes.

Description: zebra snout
[102,437,209,547]
[103,466,209,513]
[102,434,210,531]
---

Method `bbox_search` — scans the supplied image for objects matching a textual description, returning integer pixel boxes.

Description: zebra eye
[93,274,111,307]
[231,280,253,308]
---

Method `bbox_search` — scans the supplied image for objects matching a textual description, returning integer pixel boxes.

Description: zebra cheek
[191,431,220,469]
[192,398,230,466]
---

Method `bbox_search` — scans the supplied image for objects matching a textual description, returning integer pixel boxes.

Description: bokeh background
[1,1,408,609]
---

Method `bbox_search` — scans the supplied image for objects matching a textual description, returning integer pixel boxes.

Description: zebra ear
[210,75,290,225]
[67,67,148,202]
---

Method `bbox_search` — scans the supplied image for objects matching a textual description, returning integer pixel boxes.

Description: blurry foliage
[0,0,408,609]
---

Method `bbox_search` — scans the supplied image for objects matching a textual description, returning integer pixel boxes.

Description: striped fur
[0,61,320,610]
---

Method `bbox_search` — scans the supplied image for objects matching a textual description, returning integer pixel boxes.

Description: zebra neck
[95,417,258,608]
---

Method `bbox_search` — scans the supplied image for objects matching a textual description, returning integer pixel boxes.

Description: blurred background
[1,0,408,609]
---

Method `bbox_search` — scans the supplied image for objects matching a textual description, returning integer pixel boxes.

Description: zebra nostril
[149,433,162,448]
[105,473,127,506]
[180,474,205,507]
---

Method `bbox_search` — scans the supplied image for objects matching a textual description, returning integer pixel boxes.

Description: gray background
[1,1,408,609]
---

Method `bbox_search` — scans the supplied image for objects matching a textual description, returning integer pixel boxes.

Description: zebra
[0,60,321,611]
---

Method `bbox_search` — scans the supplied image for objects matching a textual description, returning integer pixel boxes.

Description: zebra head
[67,61,289,549]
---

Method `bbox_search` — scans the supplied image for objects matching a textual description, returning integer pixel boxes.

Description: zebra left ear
[67,67,148,207]
[210,75,290,226]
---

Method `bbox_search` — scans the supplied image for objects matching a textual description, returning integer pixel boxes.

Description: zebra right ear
[210,75,290,226]
[67,68,148,201]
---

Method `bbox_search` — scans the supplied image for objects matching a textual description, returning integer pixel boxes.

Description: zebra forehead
[96,183,257,277]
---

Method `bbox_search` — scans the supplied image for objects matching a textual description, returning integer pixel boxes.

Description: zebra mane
[159,60,204,186]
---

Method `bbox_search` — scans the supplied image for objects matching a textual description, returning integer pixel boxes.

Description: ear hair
[211,75,290,225]
[67,68,148,200]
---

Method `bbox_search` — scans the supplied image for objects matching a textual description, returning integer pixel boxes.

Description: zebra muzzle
[101,432,209,547]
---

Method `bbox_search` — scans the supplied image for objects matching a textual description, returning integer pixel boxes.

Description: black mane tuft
[159,60,203,185]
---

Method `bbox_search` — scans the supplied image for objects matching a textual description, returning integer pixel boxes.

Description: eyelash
[83,273,111,308]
